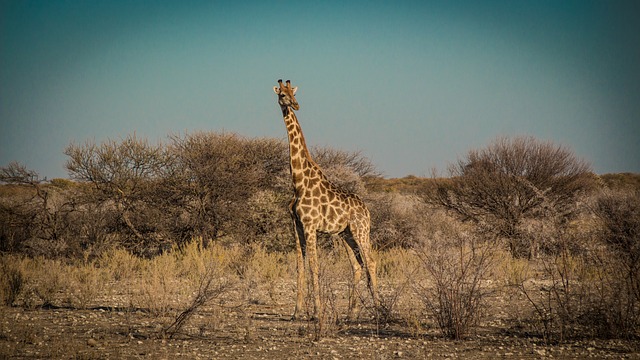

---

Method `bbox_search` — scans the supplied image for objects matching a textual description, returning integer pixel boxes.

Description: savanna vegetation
[1,133,639,358]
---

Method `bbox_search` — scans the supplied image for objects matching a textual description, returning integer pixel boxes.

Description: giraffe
[273,79,378,320]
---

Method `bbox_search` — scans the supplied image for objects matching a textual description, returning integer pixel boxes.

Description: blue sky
[1,0,639,179]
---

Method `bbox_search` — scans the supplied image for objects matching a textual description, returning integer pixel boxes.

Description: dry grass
[1,229,639,342]
[0,255,26,306]
[66,260,106,309]
[374,247,422,325]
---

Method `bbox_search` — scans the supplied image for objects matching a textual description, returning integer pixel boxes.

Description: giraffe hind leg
[347,223,379,310]
[340,229,364,319]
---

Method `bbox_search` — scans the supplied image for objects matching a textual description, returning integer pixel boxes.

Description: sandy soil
[2,298,639,359]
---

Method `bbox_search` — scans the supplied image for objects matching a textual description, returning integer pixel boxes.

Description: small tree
[311,146,380,179]
[429,136,594,258]
[168,132,289,243]
[65,135,175,254]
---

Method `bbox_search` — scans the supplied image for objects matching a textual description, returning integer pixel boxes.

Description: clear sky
[1,0,639,179]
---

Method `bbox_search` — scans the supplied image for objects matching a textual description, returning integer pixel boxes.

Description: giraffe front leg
[292,219,306,320]
[305,230,321,321]
[294,239,305,320]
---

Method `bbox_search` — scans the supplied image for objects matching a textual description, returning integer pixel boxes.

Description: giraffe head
[273,79,299,111]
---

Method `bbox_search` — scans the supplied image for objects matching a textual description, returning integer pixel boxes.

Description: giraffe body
[273,79,378,319]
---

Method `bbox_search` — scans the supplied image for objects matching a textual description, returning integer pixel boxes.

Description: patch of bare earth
[2,294,639,359]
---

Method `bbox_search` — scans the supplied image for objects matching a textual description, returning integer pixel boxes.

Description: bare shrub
[0,163,77,257]
[367,192,429,249]
[428,136,594,258]
[163,261,234,338]
[65,135,175,255]
[513,244,599,342]
[506,210,626,342]
[414,218,496,339]
[169,132,288,243]
[245,190,292,252]
[505,189,639,340]
[592,189,640,337]
[325,164,367,196]
[311,146,380,179]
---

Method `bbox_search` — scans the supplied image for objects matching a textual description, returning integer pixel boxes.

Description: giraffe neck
[282,107,322,191]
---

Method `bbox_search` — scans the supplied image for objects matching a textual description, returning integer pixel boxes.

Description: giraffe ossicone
[273,79,379,320]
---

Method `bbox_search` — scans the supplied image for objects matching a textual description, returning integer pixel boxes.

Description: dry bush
[599,173,640,191]
[592,189,640,337]
[0,163,78,258]
[367,192,429,249]
[65,135,175,255]
[322,163,368,196]
[245,190,292,252]
[414,218,497,339]
[512,247,600,342]
[163,264,231,338]
[506,211,633,342]
[428,136,594,258]
[311,146,380,179]
[4,256,88,309]
[169,132,288,244]
[591,247,640,338]
[133,241,237,321]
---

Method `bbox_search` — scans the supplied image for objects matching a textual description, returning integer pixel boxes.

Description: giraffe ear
[273,86,280,94]
[291,86,298,95]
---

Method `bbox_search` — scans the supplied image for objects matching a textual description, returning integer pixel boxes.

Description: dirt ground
[2,296,639,360]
